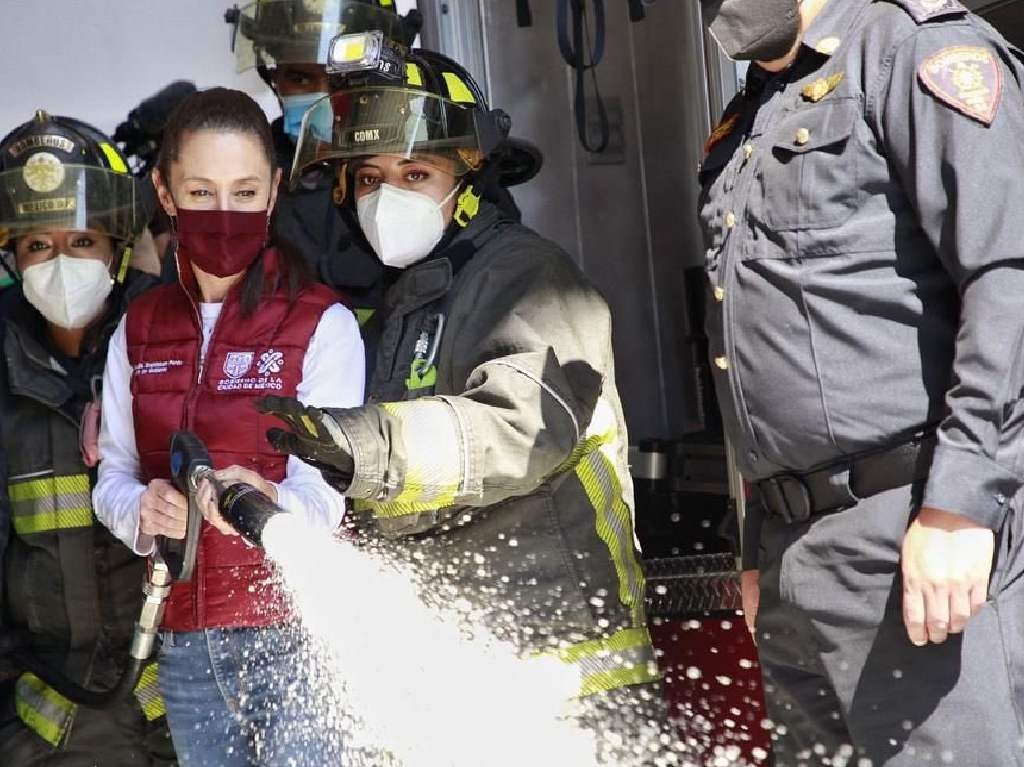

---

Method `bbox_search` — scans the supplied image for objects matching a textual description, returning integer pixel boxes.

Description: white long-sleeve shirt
[93,301,365,556]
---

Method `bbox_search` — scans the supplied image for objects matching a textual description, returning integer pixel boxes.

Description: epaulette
[884,0,967,24]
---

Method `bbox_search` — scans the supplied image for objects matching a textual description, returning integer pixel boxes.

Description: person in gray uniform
[698,0,1024,764]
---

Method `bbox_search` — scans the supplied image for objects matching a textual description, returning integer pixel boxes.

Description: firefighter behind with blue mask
[230,0,420,143]
[220,0,422,353]
[0,111,173,766]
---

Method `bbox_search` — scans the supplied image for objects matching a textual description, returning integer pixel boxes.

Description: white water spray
[261,513,625,767]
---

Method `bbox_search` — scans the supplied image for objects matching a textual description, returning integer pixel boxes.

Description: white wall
[0,0,417,137]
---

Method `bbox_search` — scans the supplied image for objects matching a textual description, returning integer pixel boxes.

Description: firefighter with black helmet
[0,111,174,765]
[251,47,667,765]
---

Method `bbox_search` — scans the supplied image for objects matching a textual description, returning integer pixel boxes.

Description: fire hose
[11,431,284,707]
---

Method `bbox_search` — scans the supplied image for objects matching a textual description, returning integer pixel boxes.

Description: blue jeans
[158,626,343,767]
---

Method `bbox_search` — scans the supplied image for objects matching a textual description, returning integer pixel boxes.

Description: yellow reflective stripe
[442,72,477,104]
[552,402,619,476]
[9,474,90,502]
[554,431,612,477]
[99,142,128,174]
[13,507,93,536]
[362,466,458,519]
[389,466,457,507]
[575,451,646,624]
[15,673,75,747]
[548,628,661,698]
[557,627,651,664]
[406,63,424,86]
[10,474,94,536]
[134,663,166,721]
[117,246,132,284]
[363,495,458,519]
[363,401,462,518]
[579,662,661,697]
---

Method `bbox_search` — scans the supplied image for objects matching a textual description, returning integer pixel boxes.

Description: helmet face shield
[235,0,405,72]
[0,164,139,242]
[291,88,484,185]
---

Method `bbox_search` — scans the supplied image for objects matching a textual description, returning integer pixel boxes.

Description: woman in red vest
[93,88,363,767]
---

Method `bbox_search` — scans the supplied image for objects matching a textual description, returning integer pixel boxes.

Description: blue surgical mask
[281,92,328,141]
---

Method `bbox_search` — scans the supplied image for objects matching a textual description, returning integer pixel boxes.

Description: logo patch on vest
[216,349,285,393]
[223,352,255,379]
[258,349,284,375]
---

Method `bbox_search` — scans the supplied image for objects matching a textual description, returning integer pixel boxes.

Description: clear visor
[291,88,483,185]
[235,0,403,71]
[0,164,139,242]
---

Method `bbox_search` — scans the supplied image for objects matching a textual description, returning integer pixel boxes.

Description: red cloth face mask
[175,208,269,278]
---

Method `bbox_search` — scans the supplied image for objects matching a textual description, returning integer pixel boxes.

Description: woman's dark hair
[157,87,310,315]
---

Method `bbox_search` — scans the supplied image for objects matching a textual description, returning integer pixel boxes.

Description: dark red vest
[126,249,338,631]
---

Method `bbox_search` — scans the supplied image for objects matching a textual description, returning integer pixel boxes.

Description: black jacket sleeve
[335,245,613,537]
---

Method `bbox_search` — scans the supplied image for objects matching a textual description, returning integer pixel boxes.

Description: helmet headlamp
[327,30,405,79]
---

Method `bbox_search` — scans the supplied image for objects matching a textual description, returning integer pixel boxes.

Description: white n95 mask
[357,183,461,269]
[22,254,113,329]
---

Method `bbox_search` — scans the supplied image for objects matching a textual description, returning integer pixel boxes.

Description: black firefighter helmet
[291,48,513,189]
[228,0,421,72]
[0,111,142,279]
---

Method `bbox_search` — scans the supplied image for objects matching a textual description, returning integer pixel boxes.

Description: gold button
[816,36,841,55]
[714,286,726,302]
[795,128,811,146]
[714,356,729,371]
[725,212,736,229]
[743,143,754,160]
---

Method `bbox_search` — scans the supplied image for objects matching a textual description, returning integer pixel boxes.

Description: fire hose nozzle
[219,482,287,548]
[168,430,287,550]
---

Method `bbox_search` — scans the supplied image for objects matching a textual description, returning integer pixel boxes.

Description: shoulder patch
[886,0,966,24]
[918,45,1002,125]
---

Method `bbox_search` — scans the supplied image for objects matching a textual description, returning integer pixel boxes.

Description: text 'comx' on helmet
[0,110,140,246]
[232,0,413,72]
[289,49,512,188]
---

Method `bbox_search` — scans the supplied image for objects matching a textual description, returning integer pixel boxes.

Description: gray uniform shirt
[699,0,1024,543]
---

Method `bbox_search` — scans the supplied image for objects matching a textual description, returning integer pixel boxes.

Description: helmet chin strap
[115,245,132,283]
[439,180,464,210]
[0,251,19,284]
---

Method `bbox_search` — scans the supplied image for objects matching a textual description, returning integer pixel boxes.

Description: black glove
[256,396,355,490]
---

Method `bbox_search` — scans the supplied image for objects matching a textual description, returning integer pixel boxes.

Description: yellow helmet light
[327,30,404,79]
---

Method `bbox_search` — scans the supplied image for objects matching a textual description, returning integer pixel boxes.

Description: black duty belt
[756,433,936,523]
